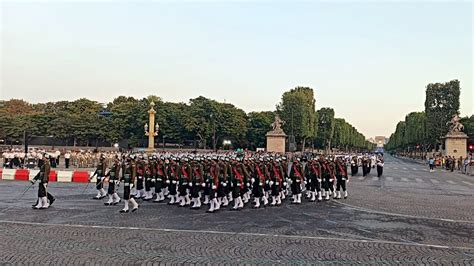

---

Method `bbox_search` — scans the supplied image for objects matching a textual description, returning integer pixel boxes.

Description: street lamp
[144,101,159,151]
[210,113,216,151]
[223,139,232,150]
[97,103,113,150]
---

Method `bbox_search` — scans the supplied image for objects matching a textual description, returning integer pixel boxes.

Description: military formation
[23,151,382,211]
[79,152,379,213]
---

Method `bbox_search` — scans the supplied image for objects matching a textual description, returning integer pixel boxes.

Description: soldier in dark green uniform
[90,155,107,200]
[178,158,192,207]
[153,157,166,202]
[119,156,139,213]
[217,156,229,207]
[206,158,220,213]
[290,157,303,204]
[190,157,204,209]
[252,158,266,208]
[230,158,247,210]
[167,157,179,205]
[143,158,154,201]
[104,158,121,206]
[335,157,349,199]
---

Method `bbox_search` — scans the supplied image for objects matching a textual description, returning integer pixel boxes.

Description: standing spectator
[464,157,470,174]
[449,157,455,172]
[65,151,71,169]
[55,150,61,167]
[429,157,435,172]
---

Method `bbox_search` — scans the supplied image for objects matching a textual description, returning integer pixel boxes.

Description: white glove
[251,178,255,183]
[246,183,250,187]
[165,180,170,184]
[269,181,274,186]
[347,179,350,183]
[223,183,227,187]
[172,180,177,184]
[189,183,193,187]
[212,185,217,190]
[259,182,263,186]
[304,181,307,185]
[283,182,287,186]
[329,179,334,182]
[201,183,206,188]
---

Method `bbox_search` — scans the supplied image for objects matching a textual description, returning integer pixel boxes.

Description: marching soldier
[328,158,337,199]
[167,158,179,205]
[269,158,284,206]
[362,157,370,177]
[206,158,220,212]
[289,157,304,204]
[178,157,192,207]
[252,158,266,208]
[143,158,154,201]
[90,155,107,200]
[217,157,229,207]
[350,156,358,176]
[104,158,121,206]
[190,158,204,210]
[153,157,166,202]
[376,155,384,178]
[335,157,349,199]
[134,157,146,199]
[119,156,139,213]
[306,158,322,202]
[280,156,289,200]
[321,158,332,201]
[32,155,55,209]
[230,158,245,210]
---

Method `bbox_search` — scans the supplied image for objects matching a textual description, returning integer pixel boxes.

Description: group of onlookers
[428,154,473,175]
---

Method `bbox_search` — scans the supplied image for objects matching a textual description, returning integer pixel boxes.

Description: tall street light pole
[144,101,159,152]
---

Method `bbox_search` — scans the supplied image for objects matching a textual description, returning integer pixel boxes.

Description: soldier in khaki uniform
[32,155,55,209]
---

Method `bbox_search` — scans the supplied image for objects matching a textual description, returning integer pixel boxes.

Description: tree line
[386,80,474,153]
[0,87,374,151]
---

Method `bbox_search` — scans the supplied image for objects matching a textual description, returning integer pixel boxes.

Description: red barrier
[0,168,3,180]
[49,171,58,182]
[72,171,90,183]
[15,169,30,181]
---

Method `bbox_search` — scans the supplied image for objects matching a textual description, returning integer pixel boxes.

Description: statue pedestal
[443,132,468,158]
[266,131,286,153]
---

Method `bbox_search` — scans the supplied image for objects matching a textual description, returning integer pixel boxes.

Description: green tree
[425,80,461,150]
[404,112,427,152]
[185,96,219,148]
[460,115,474,144]
[247,111,274,149]
[315,108,335,151]
[277,87,317,151]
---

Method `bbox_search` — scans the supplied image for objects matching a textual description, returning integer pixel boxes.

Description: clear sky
[1,1,472,138]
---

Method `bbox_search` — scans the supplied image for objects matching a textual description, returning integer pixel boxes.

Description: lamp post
[144,101,159,151]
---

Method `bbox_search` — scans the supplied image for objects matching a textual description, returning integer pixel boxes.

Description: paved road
[0,154,473,264]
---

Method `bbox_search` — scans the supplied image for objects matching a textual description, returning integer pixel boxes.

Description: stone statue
[446,114,464,133]
[271,115,284,132]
